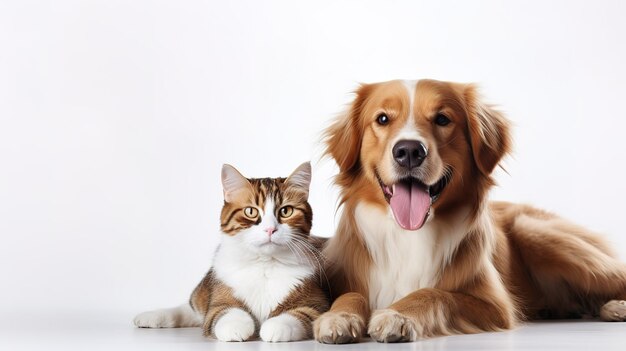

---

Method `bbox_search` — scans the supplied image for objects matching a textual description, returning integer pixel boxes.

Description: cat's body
[134,163,329,342]
[190,236,328,341]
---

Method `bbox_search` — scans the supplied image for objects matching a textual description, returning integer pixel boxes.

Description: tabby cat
[133,162,329,342]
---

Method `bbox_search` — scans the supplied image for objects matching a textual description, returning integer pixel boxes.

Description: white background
[1,0,626,331]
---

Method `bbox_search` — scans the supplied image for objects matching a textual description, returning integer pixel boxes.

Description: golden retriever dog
[313,79,626,343]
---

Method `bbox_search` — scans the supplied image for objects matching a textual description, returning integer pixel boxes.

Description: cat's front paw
[260,313,307,342]
[134,310,174,328]
[214,308,255,342]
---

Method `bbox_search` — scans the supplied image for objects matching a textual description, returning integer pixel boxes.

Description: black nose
[393,140,428,169]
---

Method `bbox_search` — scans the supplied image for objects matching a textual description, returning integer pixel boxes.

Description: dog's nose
[393,140,428,169]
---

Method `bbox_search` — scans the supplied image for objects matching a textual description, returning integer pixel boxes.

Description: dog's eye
[376,114,390,126]
[434,113,451,126]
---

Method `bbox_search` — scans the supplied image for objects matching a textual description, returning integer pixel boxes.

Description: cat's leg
[133,303,202,328]
[200,278,256,342]
[260,307,320,342]
[207,308,256,342]
[260,313,306,342]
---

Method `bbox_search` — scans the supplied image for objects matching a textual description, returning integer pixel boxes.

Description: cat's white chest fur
[213,236,314,323]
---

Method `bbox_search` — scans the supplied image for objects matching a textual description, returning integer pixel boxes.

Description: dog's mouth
[376,171,450,231]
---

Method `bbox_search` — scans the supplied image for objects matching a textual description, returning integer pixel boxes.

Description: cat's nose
[265,226,277,236]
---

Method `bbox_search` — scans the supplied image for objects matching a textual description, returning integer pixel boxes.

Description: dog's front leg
[313,292,370,344]
[368,288,513,342]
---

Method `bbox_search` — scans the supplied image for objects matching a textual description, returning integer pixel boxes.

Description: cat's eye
[434,113,451,126]
[279,206,294,218]
[243,207,258,219]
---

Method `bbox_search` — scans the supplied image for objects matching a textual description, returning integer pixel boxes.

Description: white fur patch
[133,303,202,328]
[261,198,278,229]
[402,80,417,119]
[394,80,423,144]
[355,203,470,310]
[393,116,426,147]
[214,308,255,342]
[213,234,314,323]
[260,313,306,342]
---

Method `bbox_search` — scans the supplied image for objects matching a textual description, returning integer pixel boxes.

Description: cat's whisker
[285,238,311,267]
[284,241,301,264]
[289,236,327,261]
[285,235,318,259]
[284,235,315,262]
[287,235,331,291]
[285,239,332,296]
[293,241,316,265]
[290,237,326,265]
[286,241,307,265]
[292,235,329,261]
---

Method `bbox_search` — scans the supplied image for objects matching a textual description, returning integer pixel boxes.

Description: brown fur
[220,177,312,236]
[190,271,254,337]
[191,271,329,339]
[190,165,329,341]
[270,278,330,338]
[314,79,626,343]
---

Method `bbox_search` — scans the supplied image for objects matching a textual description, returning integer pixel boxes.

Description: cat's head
[219,162,313,254]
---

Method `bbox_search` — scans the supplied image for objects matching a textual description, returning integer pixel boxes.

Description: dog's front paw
[314,311,364,344]
[260,314,307,342]
[214,308,255,342]
[600,300,626,321]
[368,309,420,343]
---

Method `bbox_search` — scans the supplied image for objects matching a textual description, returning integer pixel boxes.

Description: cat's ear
[285,162,312,198]
[221,164,251,202]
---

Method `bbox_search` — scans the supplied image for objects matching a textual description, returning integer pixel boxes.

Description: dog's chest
[355,204,466,310]
[213,246,313,323]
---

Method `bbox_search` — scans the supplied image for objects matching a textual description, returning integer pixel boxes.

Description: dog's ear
[464,85,512,177]
[324,84,373,173]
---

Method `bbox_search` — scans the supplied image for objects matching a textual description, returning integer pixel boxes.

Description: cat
[133,162,330,342]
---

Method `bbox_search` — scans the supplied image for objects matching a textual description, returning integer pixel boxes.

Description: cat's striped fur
[134,162,329,343]
[219,176,313,236]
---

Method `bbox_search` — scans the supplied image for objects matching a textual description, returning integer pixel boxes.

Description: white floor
[1,311,625,351]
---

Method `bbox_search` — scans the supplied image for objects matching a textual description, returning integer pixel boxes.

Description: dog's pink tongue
[390,180,430,230]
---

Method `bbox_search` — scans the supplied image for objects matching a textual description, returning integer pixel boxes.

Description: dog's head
[325,79,511,230]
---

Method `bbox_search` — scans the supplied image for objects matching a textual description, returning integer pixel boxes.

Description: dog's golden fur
[314,79,626,343]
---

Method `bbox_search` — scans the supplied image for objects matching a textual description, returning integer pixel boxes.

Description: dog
[313,79,626,343]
